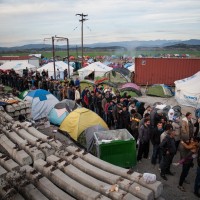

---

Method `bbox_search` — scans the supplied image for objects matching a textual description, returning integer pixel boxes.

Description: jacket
[160,135,176,155]
[151,127,163,145]
[181,117,194,137]
[138,125,150,143]
[172,121,181,141]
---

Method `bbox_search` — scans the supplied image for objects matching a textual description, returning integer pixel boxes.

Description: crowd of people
[0,68,200,197]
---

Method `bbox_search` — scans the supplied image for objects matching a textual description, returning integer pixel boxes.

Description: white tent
[127,64,135,72]
[78,61,112,80]
[0,61,37,76]
[37,61,74,79]
[174,71,200,108]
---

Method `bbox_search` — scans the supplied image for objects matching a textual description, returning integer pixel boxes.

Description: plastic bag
[143,173,156,184]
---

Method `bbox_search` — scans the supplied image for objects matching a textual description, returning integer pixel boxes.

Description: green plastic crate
[94,129,137,168]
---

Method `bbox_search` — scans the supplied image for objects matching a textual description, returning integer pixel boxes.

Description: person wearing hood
[143,105,152,117]
[181,112,194,139]
[154,109,164,128]
[168,108,175,121]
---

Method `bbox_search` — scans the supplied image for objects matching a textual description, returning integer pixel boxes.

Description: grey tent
[77,124,108,152]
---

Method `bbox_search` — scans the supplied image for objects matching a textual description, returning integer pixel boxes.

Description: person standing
[63,68,68,79]
[182,112,194,139]
[151,122,164,165]
[194,145,200,197]
[172,117,182,151]
[121,105,130,130]
[56,69,60,79]
[75,86,81,104]
[75,77,80,87]
[178,134,194,192]
[160,130,176,180]
[137,118,151,162]
[160,124,173,143]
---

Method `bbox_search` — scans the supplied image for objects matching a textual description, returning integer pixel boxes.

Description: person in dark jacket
[194,145,200,197]
[178,134,194,192]
[137,102,145,117]
[121,105,130,130]
[160,129,176,180]
[151,122,164,165]
[137,118,151,162]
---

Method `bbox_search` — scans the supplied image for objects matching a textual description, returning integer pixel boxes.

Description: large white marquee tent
[37,61,74,79]
[0,61,37,76]
[174,71,200,108]
[78,61,112,80]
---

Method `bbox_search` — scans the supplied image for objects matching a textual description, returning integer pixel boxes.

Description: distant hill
[136,43,200,51]
[0,39,200,52]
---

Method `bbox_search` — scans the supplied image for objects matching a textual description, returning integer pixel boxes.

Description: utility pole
[44,36,70,79]
[44,36,56,79]
[54,36,70,78]
[76,13,88,67]
[76,45,78,61]
[52,36,56,79]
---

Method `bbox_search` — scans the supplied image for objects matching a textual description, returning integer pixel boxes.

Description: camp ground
[0,59,199,200]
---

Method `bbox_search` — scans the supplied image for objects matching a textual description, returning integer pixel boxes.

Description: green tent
[18,90,29,99]
[120,91,138,97]
[147,84,173,97]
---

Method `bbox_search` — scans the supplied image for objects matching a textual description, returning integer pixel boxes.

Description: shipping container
[134,58,200,86]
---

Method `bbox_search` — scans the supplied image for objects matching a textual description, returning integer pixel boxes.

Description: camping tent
[37,61,74,79]
[104,68,131,83]
[78,61,112,80]
[77,124,108,152]
[174,71,200,108]
[18,90,30,100]
[147,84,174,97]
[0,61,37,76]
[59,108,108,141]
[119,82,142,96]
[48,99,80,125]
[127,64,135,72]
[24,89,59,120]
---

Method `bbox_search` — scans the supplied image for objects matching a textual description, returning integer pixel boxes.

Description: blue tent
[24,89,59,120]
[48,99,80,125]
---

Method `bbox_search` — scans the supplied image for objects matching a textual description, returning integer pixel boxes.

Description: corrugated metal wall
[134,58,200,85]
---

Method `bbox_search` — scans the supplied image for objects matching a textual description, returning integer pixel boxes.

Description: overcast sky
[0,0,200,47]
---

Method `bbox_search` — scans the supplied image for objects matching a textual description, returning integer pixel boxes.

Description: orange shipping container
[134,58,200,86]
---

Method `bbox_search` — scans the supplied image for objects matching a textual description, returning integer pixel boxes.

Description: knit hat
[181,134,190,142]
